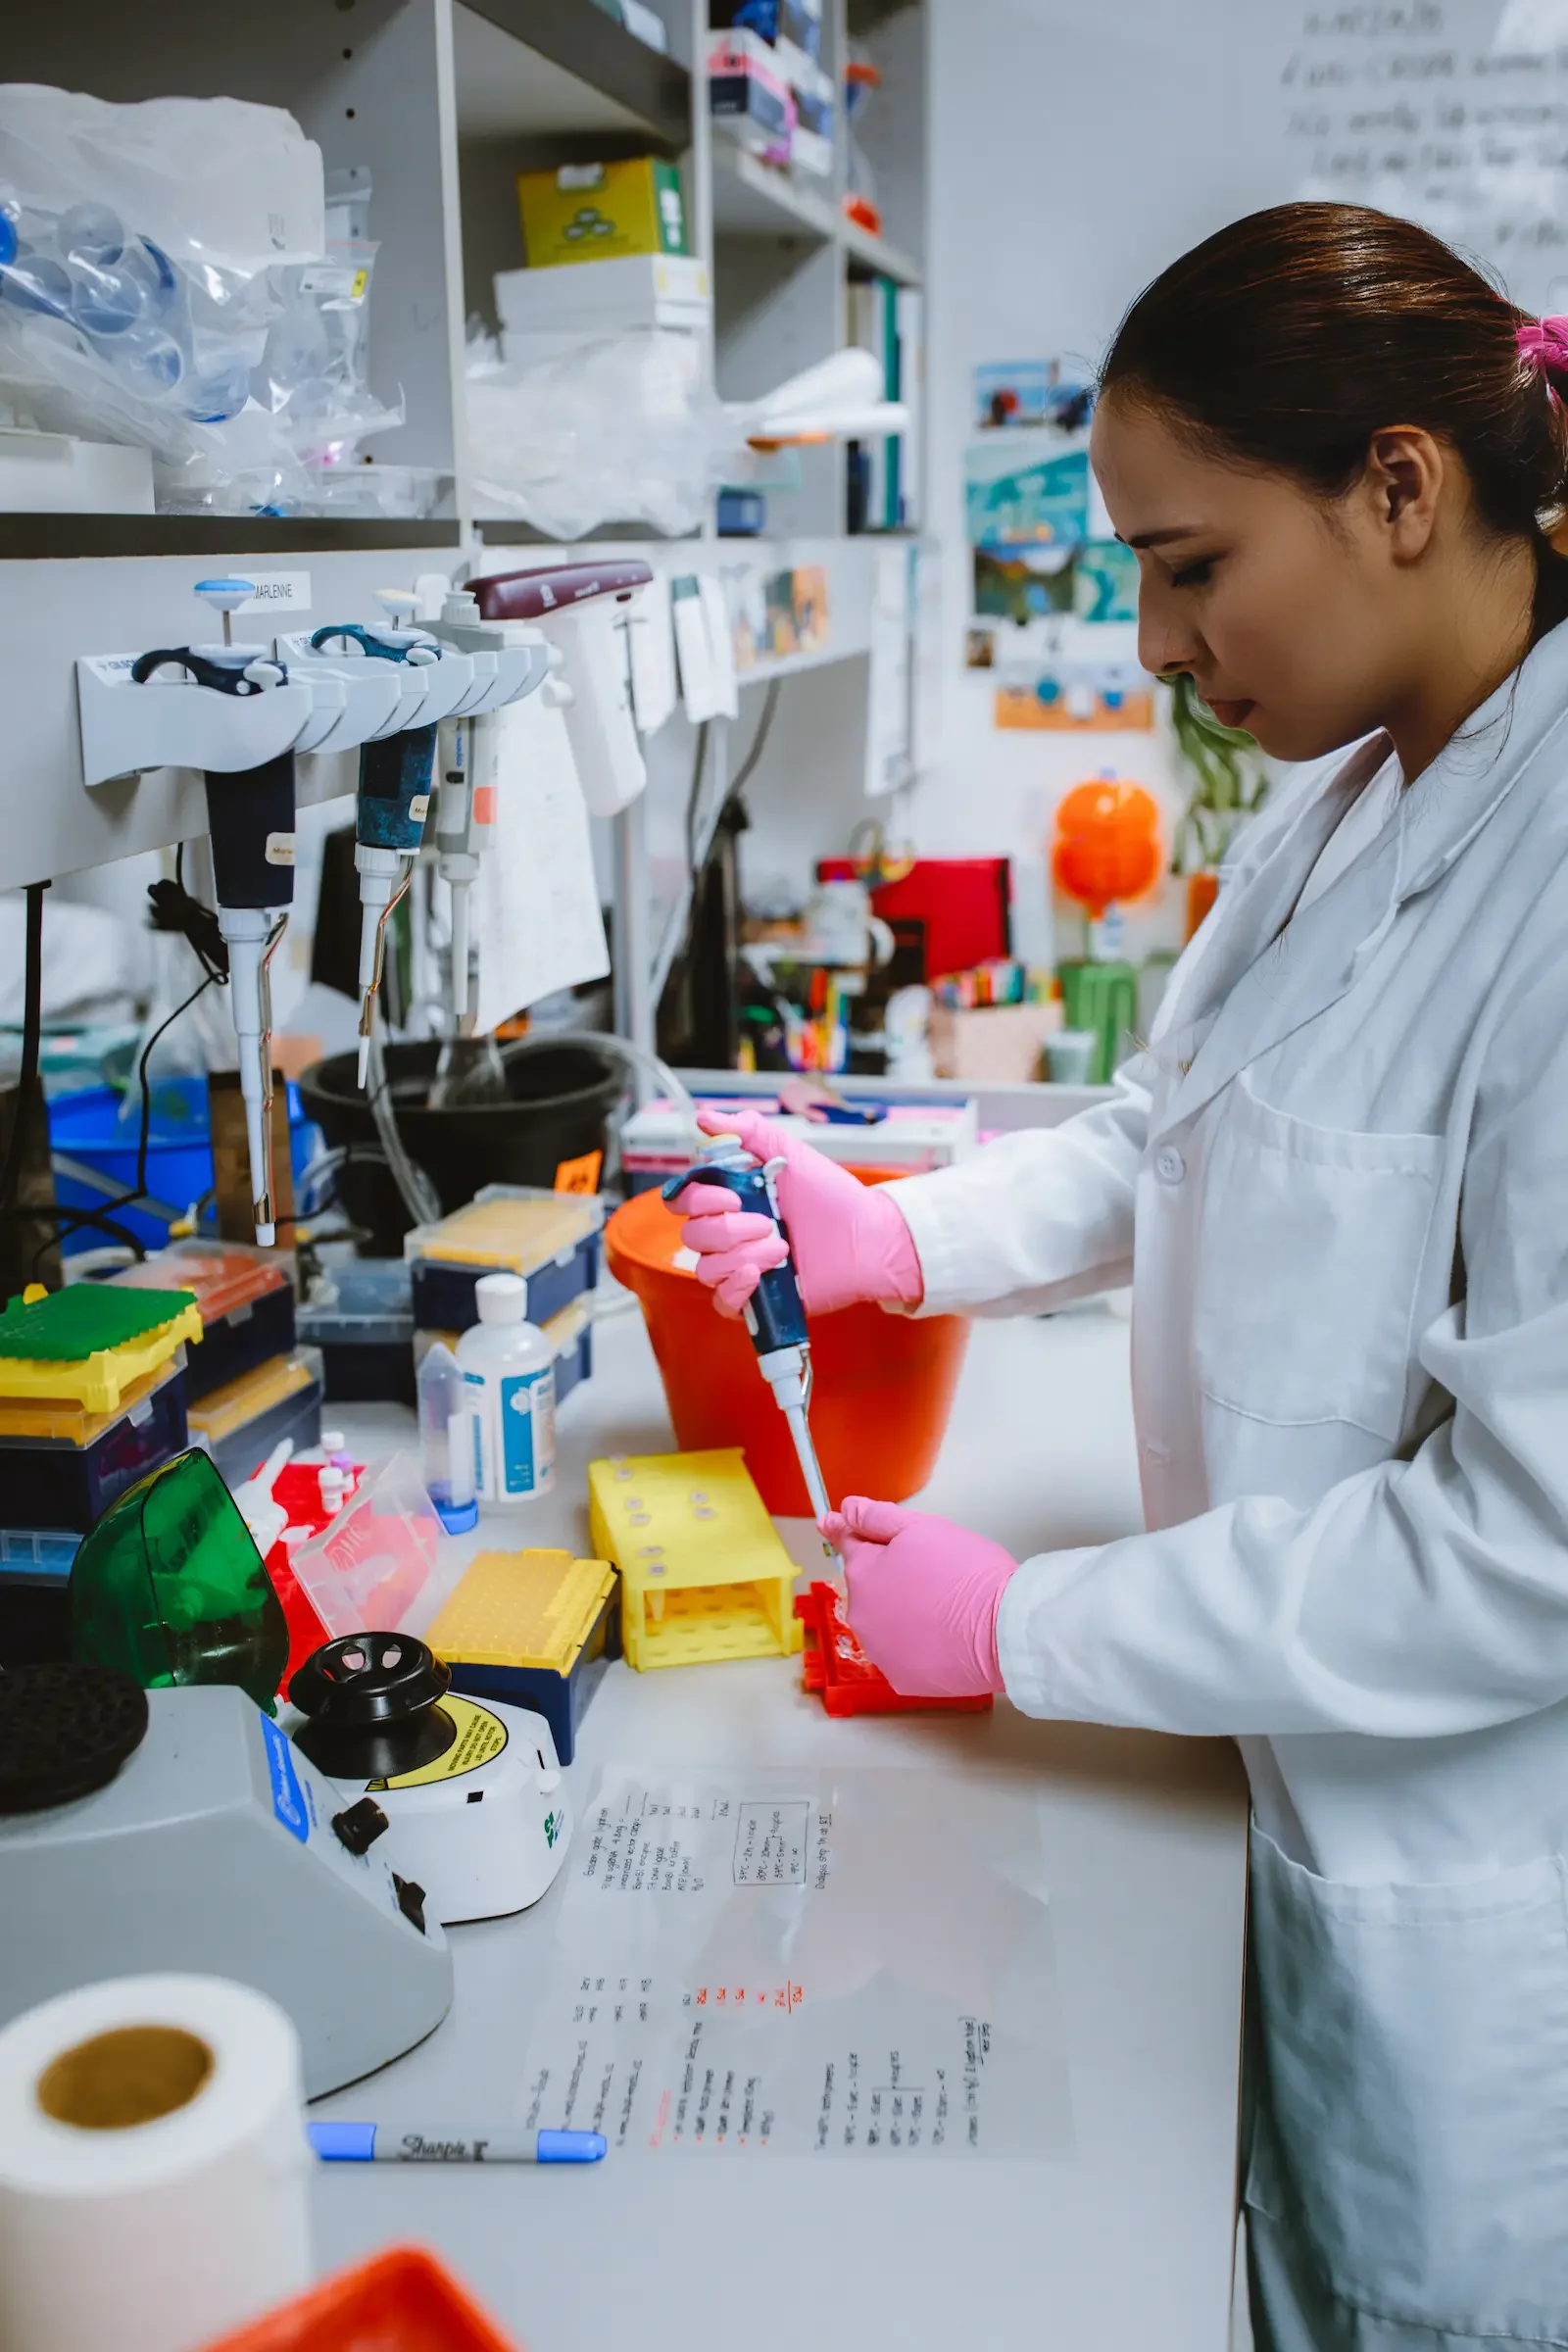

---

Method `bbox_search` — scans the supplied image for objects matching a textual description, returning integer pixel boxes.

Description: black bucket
[298,1035,624,1252]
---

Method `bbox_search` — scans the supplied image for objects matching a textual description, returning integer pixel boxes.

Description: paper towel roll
[0,1974,312,2352]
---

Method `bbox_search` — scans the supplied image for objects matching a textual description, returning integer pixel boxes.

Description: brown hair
[1100,201,1568,637]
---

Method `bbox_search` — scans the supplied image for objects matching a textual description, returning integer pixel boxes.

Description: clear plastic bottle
[456,1272,556,1511]
[417,1339,478,1533]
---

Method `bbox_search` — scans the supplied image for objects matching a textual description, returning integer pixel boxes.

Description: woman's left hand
[821,1497,1018,1699]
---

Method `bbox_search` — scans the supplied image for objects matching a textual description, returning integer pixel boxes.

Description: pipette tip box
[0,1359,188,1535]
[587,1446,805,1671]
[416,1295,593,1406]
[0,1527,81,1665]
[186,1348,323,1489]
[110,1239,295,1402]
[297,1259,416,1404]
[0,1282,203,1414]
[405,1187,602,1336]
[795,1580,993,1717]
[425,1547,619,1764]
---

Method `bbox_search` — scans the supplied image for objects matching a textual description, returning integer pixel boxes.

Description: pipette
[131,576,295,1244]
[662,1141,834,1531]
[430,707,492,1035]
[310,591,444,1087]
[467,562,654,818]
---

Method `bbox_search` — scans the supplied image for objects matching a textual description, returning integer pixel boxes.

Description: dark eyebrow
[1119,526,1204,549]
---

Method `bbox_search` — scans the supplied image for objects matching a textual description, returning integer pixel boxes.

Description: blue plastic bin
[46,1078,315,1255]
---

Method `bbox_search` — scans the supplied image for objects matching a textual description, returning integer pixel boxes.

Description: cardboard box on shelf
[517,158,688,270]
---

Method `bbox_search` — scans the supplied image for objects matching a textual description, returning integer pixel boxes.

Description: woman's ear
[1363,424,1446,563]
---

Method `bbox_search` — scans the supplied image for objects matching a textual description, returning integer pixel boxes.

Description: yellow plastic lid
[0,1285,202,1415]
[425,1548,615,1674]
[0,1358,181,1447]
[405,1193,597,1276]
[187,1351,316,1446]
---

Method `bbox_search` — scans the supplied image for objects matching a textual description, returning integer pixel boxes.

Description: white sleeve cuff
[878,1171,973,1317]
[996,1545,1104,1718]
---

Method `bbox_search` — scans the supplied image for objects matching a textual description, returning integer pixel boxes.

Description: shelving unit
[0,0,930,1056]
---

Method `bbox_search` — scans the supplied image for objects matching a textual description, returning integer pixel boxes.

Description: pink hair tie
[1517,316,1568,390]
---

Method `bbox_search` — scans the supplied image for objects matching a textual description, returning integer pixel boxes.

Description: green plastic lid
[0,1285,194,1363]
[70,1449,288,1710]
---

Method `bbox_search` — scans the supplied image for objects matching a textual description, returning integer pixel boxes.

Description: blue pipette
[662,1140,833,1528]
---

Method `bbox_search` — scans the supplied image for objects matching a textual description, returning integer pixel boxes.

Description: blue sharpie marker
[309,2123,606,2165]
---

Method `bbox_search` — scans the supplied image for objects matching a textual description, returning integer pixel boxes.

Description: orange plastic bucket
[605,1181,970,1515]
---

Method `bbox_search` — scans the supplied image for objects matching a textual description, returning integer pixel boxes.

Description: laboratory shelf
[0,518,463,562]
[452,0,690,150]
[712,144,839,243]
[471,518,702,546]
[842,218,923,288]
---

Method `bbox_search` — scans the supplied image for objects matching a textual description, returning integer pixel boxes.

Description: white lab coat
[886,619,1568,2352]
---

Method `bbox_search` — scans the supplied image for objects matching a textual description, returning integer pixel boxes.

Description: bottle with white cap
[455,1272,556,1509]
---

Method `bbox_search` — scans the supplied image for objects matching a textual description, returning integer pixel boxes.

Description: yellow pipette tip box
[587,1447,805,1672]
[427,1548,614,1674]
[0,1283,203,1415]
[425,1548,619,1764]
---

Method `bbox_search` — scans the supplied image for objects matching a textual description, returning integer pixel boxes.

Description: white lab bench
[312,1302,1249,2352]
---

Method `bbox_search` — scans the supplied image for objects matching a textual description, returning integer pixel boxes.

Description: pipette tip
[357,1037,370,1089]
[254,1219,275,1248]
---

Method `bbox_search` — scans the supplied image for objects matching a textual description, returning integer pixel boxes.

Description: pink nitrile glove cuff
[847,1181,925,1313]
[822,1497,1016,1700]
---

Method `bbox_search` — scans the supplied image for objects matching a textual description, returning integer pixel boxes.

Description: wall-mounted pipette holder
[279,625,437,742]
[282,655,405,757]
[76,644,315,787]
[301,620,477,728]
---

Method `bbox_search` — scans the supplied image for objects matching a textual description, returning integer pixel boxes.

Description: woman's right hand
[666,1105,925,1318]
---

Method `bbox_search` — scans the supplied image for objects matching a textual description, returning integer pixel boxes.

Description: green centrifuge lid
[0,1285,194,1362]
[70,1448,289,1711]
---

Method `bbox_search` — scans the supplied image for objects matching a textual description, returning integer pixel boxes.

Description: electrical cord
[662,681,783,1008]
[0,879,47,1229]
[35,963,222,1274]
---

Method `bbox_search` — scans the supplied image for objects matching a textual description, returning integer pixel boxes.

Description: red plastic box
[796,1580,992,1717]
[198,2245,522,2351]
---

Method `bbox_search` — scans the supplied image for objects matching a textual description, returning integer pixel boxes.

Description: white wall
[903,0,1289,964]
[740,0,1289,956]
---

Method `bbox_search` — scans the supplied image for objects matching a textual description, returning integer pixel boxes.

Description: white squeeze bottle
[457,1270,557,1510]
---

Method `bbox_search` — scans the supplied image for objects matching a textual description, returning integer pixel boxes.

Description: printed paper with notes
[521,1769,1073,2158]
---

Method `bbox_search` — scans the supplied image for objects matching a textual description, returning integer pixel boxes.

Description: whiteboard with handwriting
[1279,1,1568,312]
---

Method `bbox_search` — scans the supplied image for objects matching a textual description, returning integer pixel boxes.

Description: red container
[198,2246,520,2351]
[604,1183,970,1515]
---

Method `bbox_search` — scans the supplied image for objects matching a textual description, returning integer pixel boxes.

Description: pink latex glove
[821,1496,1017,1699]
[666,1106,924,1318]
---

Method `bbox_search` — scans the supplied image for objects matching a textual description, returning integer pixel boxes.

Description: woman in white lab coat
[672,201,1568,2351]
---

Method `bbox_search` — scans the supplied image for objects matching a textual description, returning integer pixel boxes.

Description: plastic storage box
[425,1547,619,1765]
[0,1360,188,1534]
[404,1188,603,1336]
[0,1281,202,1413]
[795,1579,992,1717]
[0,1526,81,1665]
[186,1349,323,1489]
[287,1451,457,1642]
[197,2244,522,2352]
[544,1298,593,1405]
[297,1259,416,1404]
[111,1239,296,1402]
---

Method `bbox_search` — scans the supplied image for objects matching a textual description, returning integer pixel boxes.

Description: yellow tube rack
[587,1446,805,1672]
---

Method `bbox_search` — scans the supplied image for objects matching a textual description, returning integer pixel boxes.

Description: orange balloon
[1052,775,1162,918]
